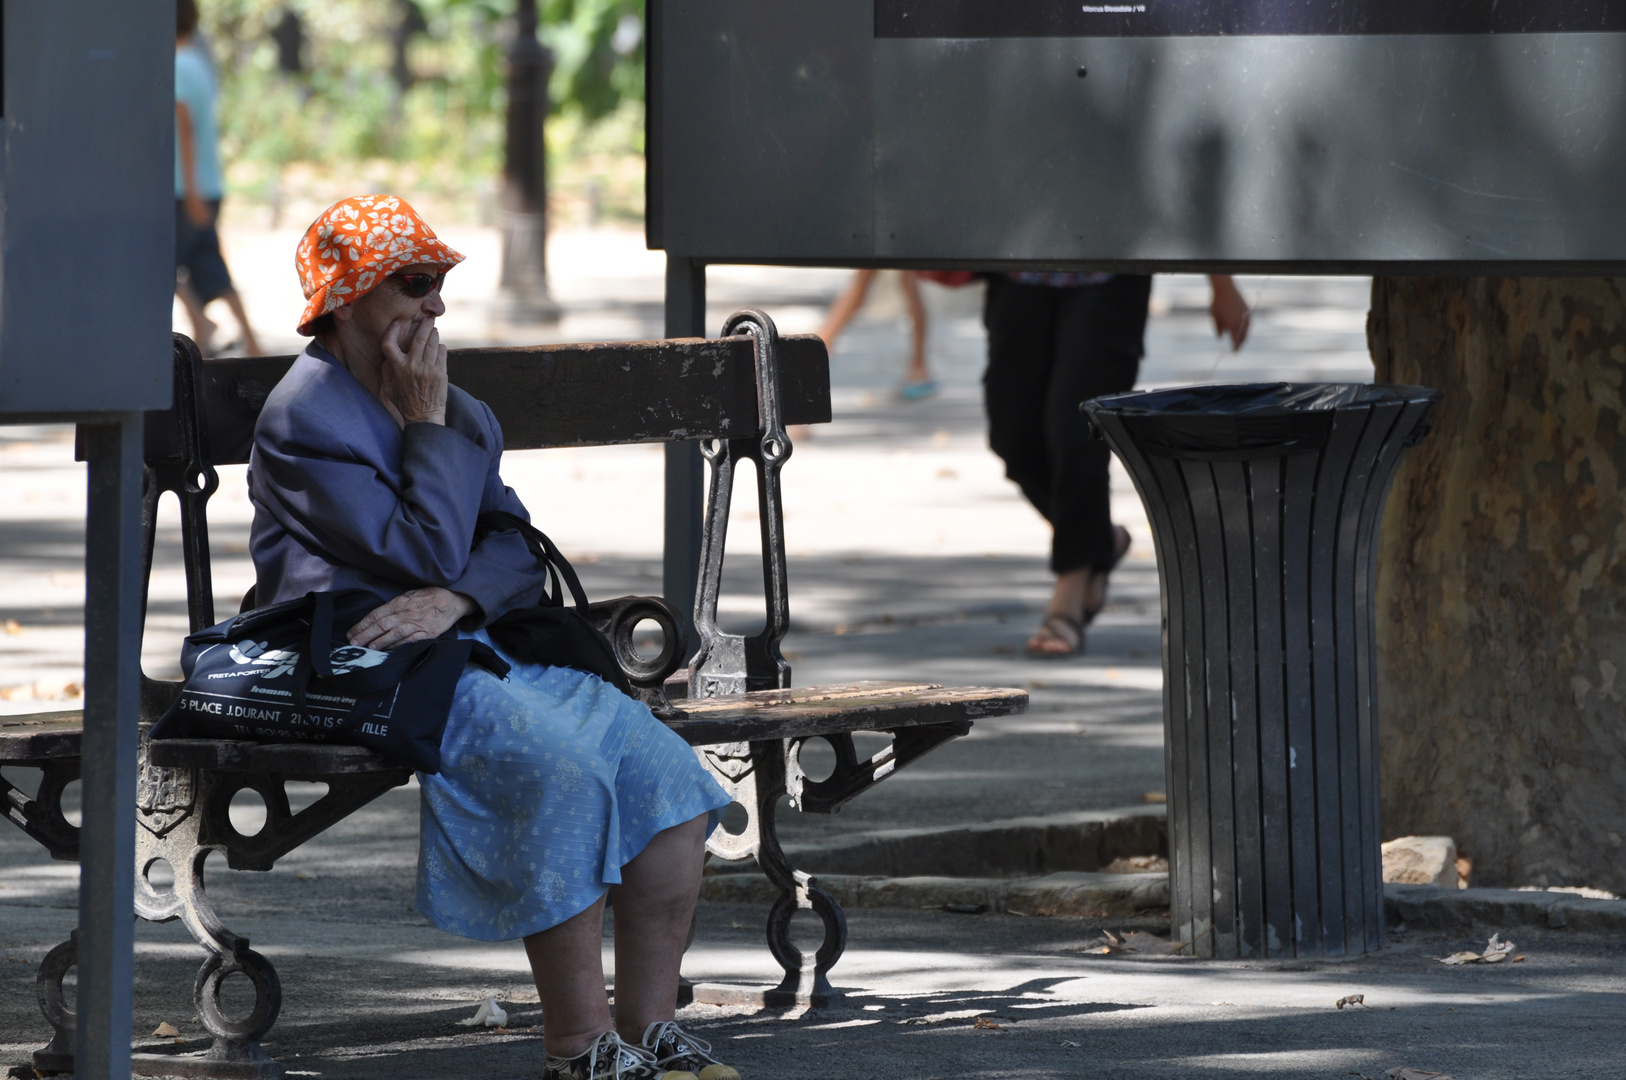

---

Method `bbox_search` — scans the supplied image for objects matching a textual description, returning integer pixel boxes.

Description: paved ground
[6,234,1623,1077]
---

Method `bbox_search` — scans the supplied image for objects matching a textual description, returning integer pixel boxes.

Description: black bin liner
[1083,383,1439,959]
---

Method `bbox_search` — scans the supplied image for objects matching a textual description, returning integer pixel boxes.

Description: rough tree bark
[1369,277,1626,893]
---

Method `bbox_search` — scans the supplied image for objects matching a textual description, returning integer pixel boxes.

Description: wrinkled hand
[1209,274,1251,352]
[380,316,448,425]
[348,587,475,650]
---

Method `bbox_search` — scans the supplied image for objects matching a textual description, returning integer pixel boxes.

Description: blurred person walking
[986,272,1250,657]
[175,0,261,357]
[818,270,936,400]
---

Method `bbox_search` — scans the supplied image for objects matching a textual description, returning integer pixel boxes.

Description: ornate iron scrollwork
[1,759,81,861]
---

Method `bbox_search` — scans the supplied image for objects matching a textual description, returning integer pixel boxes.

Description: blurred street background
[25,6,1612,1078]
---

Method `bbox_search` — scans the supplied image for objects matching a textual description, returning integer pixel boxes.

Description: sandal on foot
[898,377,939,401]
[1026,612,1084,658]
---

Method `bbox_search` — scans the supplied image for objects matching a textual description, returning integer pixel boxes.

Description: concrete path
[6,237,1622,1078]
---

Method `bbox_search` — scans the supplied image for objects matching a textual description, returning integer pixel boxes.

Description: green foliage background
[199,0,644,205]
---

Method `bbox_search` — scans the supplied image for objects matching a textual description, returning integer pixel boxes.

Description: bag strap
[474,510,591,611]
[306,591,337,678]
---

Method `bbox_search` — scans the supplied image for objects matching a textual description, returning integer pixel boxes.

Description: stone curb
[1385,883,1626,933]
[710,805,1168,880]
[703,874,1626,934]
[701,870,1171,916]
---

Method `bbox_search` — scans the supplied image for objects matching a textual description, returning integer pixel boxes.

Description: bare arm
[1208,274,1251,351]
[175,101,210,228]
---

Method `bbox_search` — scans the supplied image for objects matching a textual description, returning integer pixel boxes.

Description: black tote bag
[150,589,508,773]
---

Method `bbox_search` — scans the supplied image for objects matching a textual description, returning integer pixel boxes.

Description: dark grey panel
[659,0,874,259]
[874,34,1626,265]
[0,1,174,417]
[654,10,1626,268]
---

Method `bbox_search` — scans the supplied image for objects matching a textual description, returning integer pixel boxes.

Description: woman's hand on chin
[380,315,449,425]
[349,587,477,649]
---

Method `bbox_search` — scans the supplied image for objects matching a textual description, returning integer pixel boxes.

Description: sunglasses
[392,271,447,298]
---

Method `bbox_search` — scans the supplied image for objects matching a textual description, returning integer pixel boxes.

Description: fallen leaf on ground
[151,1022,179,1037]
[972,1017,1003,1030]
[1059,1040,1081,1048]
[1385,1068,1455,1080]
[1084,929,1189,955]
[1084,930,1127,954]
[1335,994,1370,1010]
[295,871,318,881]
[457,997,508,1028]
[1437,933,1516,965]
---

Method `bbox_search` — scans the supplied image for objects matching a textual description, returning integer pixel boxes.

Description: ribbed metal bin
[1084,384,1439,958]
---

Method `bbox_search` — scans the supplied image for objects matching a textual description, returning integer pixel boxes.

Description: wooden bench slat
[3,682,1028,770]
[666,682,1029,745]
[146,738,408,777]
[162,336,832,466]
[0,712,85,761]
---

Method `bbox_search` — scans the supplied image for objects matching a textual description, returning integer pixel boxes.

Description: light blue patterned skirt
[415,630,731,941]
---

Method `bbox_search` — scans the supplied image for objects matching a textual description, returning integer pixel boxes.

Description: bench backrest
[92,326,829,718]
[145,335,832,466]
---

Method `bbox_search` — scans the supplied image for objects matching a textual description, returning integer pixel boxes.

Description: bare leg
[817,269,877,350]
[900,272,930,383]
[523,893,612,1058]
[219,290,263,356]
[175,282,217,355]
[611,814,709,1042]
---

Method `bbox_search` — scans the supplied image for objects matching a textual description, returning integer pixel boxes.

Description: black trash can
[1083,384,1439,959]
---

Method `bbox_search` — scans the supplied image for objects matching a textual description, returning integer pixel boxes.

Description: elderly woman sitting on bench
[249,195,736,1080]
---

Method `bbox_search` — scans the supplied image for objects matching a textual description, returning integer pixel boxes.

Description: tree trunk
[1369,277,1626,893]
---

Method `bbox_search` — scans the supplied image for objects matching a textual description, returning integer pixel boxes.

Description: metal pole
[75,414,145,1078]
[499,0,561,322]
[664,256,706,638]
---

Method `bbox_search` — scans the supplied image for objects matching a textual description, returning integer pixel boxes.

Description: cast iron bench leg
[698,739,847,1005]
[131,747,284,1078]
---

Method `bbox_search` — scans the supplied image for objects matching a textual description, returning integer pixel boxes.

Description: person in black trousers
[984,272,1251,656]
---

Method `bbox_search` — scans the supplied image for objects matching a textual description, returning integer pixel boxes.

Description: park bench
[0,313,1027,1079]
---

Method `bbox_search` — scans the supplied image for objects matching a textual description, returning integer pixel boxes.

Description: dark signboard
[876,1,1626,38]
[649,0,1626,271]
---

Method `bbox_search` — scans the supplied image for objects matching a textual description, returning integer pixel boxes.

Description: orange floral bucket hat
[294,194,465,335]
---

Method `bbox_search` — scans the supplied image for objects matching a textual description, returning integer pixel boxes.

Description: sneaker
[542,1031,663,1080]
[641,1021,742,1080]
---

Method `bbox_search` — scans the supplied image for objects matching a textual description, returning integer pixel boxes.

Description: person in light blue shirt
[175,0,260,356]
